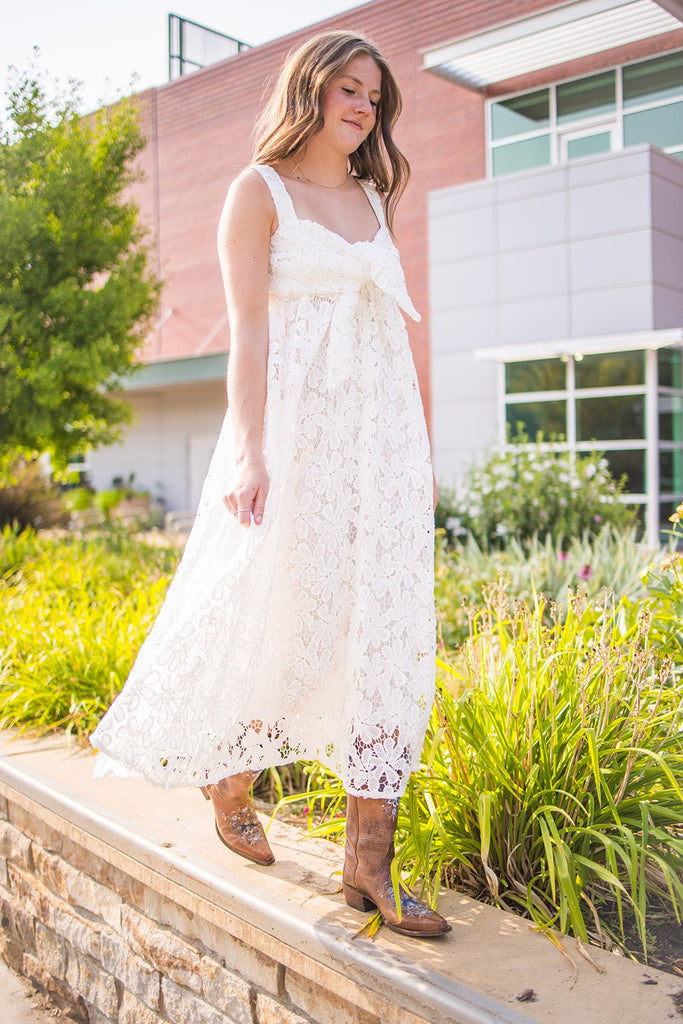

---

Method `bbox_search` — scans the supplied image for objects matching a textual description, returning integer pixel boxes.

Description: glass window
[566,131,612,160]
[557,71,615,123]
[575,351,645,389]
[660,449,683,493]
[576,395,645,441]
[660,394,683,441]
[623,100,683,150]
[491,90,550,140]
[488,53,683,179]
[623,52,683,109]
[492,136,551,176]
[506,400,566,439]
[658,348,683,389]
[600,449,645,492]
[505,359,565,393]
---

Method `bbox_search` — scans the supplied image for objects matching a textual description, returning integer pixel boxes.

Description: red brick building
[89,0,683,540]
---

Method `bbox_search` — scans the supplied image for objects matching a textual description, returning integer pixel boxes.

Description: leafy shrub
[0,526,181,738]
[0,453,69,530]
[63,486,95,512]
[439,431,636,549]
[404,589,683,958]
[93,489,126,517]
[641,502,683,673]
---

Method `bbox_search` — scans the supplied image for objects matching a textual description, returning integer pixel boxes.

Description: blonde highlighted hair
[252,31,409,232]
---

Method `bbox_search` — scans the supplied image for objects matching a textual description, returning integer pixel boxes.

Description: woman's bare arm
[217,169,276,527]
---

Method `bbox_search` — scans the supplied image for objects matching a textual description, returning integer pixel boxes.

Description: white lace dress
[89,165,435,798]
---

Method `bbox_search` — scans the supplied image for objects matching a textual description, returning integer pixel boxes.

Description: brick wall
[129,0,683,431]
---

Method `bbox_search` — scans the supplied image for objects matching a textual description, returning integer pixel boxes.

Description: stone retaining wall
[0,789,412,1024]
[3,742,678,1024]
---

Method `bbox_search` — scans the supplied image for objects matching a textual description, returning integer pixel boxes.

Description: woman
[90,30,450,939]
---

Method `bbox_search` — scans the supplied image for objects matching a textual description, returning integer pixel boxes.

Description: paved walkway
[0,959,64,1022]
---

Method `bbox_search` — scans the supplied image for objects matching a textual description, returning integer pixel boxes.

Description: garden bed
[1,521,682,976]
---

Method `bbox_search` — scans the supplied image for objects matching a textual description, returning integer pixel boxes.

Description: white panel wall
[88,381,227,512]
[651,150,683,329]
[428,144,670,487]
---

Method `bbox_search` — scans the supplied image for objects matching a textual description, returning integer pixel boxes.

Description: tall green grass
[0,526,180,738]
[406,588,683,956]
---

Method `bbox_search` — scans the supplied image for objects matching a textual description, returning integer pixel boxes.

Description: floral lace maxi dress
[89,164,436,799]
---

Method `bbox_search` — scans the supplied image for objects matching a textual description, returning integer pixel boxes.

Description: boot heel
[343,884,377,913]
[200,786,211,801]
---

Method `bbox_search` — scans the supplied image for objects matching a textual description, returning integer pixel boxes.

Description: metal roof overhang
[422,0,683,91]
[119,352,228,391]
[474,328,683,362]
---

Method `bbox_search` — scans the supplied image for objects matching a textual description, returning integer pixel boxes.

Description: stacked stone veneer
[0,790,408,1024]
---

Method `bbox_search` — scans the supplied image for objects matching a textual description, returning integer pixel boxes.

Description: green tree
[0,61,159,469]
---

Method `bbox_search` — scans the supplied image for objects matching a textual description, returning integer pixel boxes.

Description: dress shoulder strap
[251,164,296,225]
[358,179,387,228]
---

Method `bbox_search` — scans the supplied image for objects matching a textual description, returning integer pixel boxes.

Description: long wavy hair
[252,31,410,233]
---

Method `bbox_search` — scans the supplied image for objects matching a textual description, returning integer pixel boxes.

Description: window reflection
[658,348,682,389]
[600,450,645,492]
[660,449,683,492]
[491,90,550,139]
[577,395,645,442]
[623,51,683,108]
[557,71,615,123]
[492,136,551,176]
[506,401,566,438]
[505,359,565,393]
[624,100,683,149]
[575,351,644,389]
[659,394,683,442]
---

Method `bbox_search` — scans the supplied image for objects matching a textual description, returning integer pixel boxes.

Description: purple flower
[558,551,568,562]
[578,563,592,580]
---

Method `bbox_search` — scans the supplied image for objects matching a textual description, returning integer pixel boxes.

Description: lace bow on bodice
[255,165,420,386]
[269,221,420,322]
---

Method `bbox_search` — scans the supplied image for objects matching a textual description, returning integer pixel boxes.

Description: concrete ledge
[0,731,679,1024]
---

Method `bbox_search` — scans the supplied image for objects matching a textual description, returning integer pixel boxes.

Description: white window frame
[487,48,683,178]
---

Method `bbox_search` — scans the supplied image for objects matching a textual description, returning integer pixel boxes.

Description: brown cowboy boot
[343,794,451,938]
[201,771,275,866]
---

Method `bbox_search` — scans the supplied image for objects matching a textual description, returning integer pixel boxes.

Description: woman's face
[319,54,382,154]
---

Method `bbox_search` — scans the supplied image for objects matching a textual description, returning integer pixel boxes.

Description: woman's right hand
[223,454,270,527]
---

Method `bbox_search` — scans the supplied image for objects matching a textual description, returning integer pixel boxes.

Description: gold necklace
[292,159,349,189]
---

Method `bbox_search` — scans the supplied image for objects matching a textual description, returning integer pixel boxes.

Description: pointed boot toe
[201,779,275,866]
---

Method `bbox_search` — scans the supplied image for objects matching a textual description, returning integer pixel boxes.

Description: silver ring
[237,508,252,512]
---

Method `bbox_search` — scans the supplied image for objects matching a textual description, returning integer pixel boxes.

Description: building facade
[87,0,683,541]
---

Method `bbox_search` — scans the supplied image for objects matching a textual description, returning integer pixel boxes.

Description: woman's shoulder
[218,166,277,240]
[228,165,275,203]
